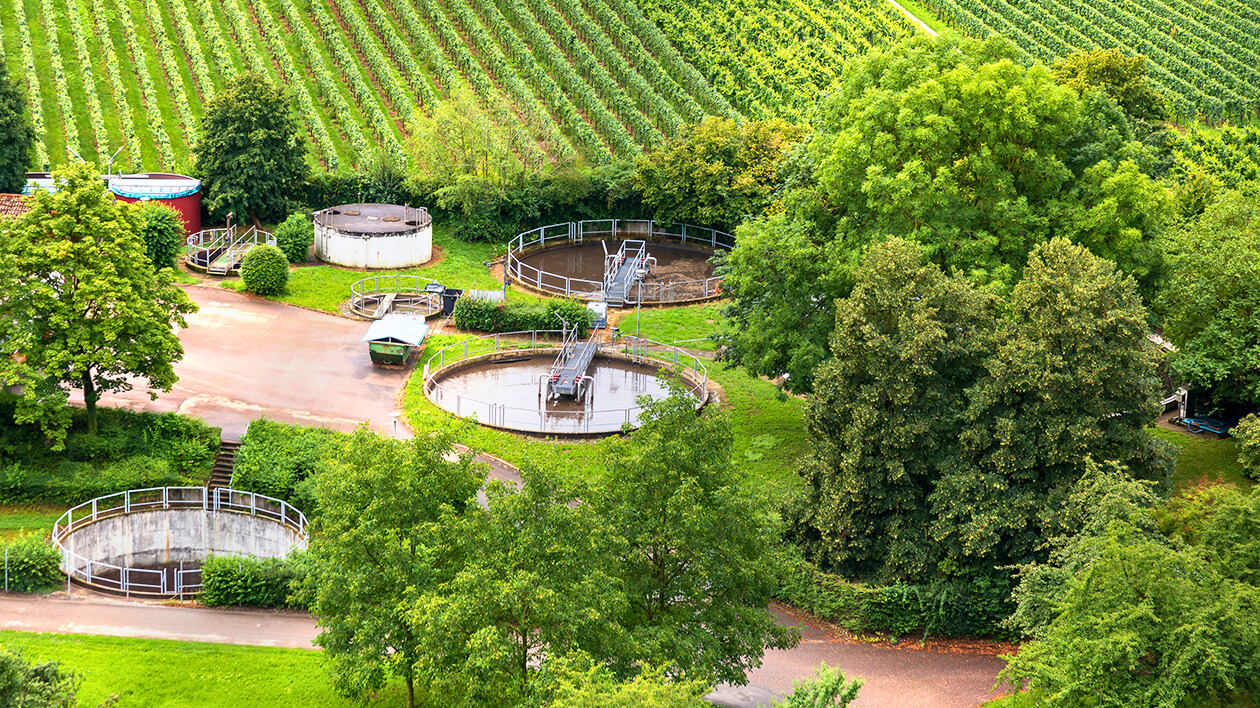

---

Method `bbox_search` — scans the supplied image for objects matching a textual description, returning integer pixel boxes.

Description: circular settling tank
[53,487,307,598]
[425,341,708,435]
[518,242,716,296]
[315,203,433,269]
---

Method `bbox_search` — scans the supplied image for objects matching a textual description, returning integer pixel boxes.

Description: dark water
[519,242,715,284]
[431,355,681,434]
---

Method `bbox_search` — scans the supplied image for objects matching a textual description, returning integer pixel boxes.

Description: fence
[52,487,307,598]
[349,273,442,318]
[422,330,708,434]
[506,220,735,303]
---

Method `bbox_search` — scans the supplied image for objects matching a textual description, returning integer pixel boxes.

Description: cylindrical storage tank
[109,173,202,235]
[314,203,433,269]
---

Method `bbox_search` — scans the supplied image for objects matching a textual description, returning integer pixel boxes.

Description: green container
[369,341,411,365]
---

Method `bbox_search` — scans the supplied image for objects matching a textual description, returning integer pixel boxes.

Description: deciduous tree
[1052,49,1169,123]
[136,202,184,270]
[194,74,308,225]
[0,163,197,445]
[0,67,34,193]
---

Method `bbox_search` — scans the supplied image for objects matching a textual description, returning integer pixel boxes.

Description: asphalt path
[52,284,1007,707]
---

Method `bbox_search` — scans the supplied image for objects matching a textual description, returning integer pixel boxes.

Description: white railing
[422,330,708,434]
[52,487,307,598]
[186,224,276,273]
[349,273,442,318]
[506,220,734,303]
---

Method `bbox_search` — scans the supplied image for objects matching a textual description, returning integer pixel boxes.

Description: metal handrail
[506,220,734,303]
[349,273,442,317]
[52,487,308,598]
[422,330,708,433]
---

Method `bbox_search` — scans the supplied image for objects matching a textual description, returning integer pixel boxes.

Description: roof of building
[0,193,30,218]
[315,203,433,235]
[361,315,430,346]
[108,173,201,199]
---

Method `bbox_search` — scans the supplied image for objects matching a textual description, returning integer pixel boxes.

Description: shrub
[273,213,313,264]
[137,202,184,269]
[1236,413,1260,481]
[2,533,62,592]
[452,296,592,334]
[232,419,341,508]
[240,244,289,296]
[199,553,306,608]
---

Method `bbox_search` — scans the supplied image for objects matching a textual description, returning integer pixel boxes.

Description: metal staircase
[602,240,656,306]
[546,322,599,399]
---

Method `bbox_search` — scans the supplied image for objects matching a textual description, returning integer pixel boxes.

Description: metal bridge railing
[52,487,308,598]
[422,330,708,434]
[506,220,734,303]
[349,273,442,318]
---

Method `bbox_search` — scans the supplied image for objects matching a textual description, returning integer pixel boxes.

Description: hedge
[240,244,289,296]
[775,550,1013,639]
[2,534,62,592]
[231,419,343,511]
[199,553,306,609]
[452,297,593,334]
[273,213,313,264]
[0,404,219,504]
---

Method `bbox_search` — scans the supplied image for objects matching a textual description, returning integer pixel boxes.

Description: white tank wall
[62,509,305,572]
[315,223,433,269]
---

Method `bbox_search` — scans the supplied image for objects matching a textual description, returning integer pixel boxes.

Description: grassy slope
[0,505,61,542]
[0,632,405,707]
[613,303,726,351]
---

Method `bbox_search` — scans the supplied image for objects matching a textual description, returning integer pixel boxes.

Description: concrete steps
[207,440,240,490]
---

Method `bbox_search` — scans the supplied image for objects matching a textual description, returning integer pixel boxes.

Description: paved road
[0,594,1006,708]
[73,286,411,440]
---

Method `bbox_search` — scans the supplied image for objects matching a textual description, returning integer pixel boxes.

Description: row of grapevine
[37,0,82,157]
[88,0,145,167]
[113,0,177,165]
[354,0,438,106]
[62,0,109,158]
[11,0,49,167]
[140,0,200,146]
[166,0,219,101]
[920,0,1260,122]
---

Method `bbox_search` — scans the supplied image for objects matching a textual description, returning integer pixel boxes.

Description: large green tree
[718,33,1169,394]
[633,116,806,231]
[304,427,485,708]
[194,73,308,225]
[0,67,35,193]
[791,238,996,581]
[596,393,797,685]
[1051,49,1169,123]
[0,163,197,444]
[1158,190,1260,408]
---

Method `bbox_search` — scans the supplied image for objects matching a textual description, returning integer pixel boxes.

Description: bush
[199,553,306,608]
[1236,414,1260,481]
[452,296,592,334]
[240,244,289,296]
[232,419,341,508]
[2,533,62,592]
[775,549,1013,639]
[137,202,185,270]
[273,213,313,264]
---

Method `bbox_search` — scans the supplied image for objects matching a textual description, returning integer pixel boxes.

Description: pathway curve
[887,0,938,36]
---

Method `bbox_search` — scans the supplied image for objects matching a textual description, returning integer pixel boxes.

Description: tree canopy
[0,163,197,444]
[194,73,308,225]
[1051,49,1169,123]
[0,67,34,193]
[718,33,1170,393]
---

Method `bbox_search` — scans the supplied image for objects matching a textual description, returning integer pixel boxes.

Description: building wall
[315,223,433,269]
[114,193,202,235]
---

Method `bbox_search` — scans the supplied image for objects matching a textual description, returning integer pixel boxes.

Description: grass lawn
[221,230,536,314]
[613,303,727,351]
[1151,427,1252,491]
[0,631,405,707]
[402,334,808,503]
[0,505,62,542]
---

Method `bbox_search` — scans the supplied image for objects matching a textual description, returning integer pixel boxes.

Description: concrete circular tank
[423,332,709,435]
[53,487,307,598]
[314,203,433,269]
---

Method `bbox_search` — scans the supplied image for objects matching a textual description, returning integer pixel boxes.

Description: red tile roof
[0,193,30,219]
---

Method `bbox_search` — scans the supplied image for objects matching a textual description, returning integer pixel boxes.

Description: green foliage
[452,296,592,334]
[199,554,306,609]
[718,33,1169,394]
[0,68,35,193]
[194,73,309,224]
[595,394,797,685]
[0,163,198,445]
[776,662,861,708]
[1236,415,1260,482]
[633,116,806,230]
[305,426,485,708]
[0,649,84,707]
[793,238,1170,585]
[272,213,313,264]
[231,419,340,508]
[539,657,709,707]
[239,245,290,297]
[136,202,184,270]
[1051,49,1169,122]
[1159,191,1260,408]
[1167,127,1260,217]
[1,534,62,592]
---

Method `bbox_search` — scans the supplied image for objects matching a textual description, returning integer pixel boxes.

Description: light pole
[390,410,400,439]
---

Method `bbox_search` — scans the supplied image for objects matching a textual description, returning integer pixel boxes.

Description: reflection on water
[433,355,679,434]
